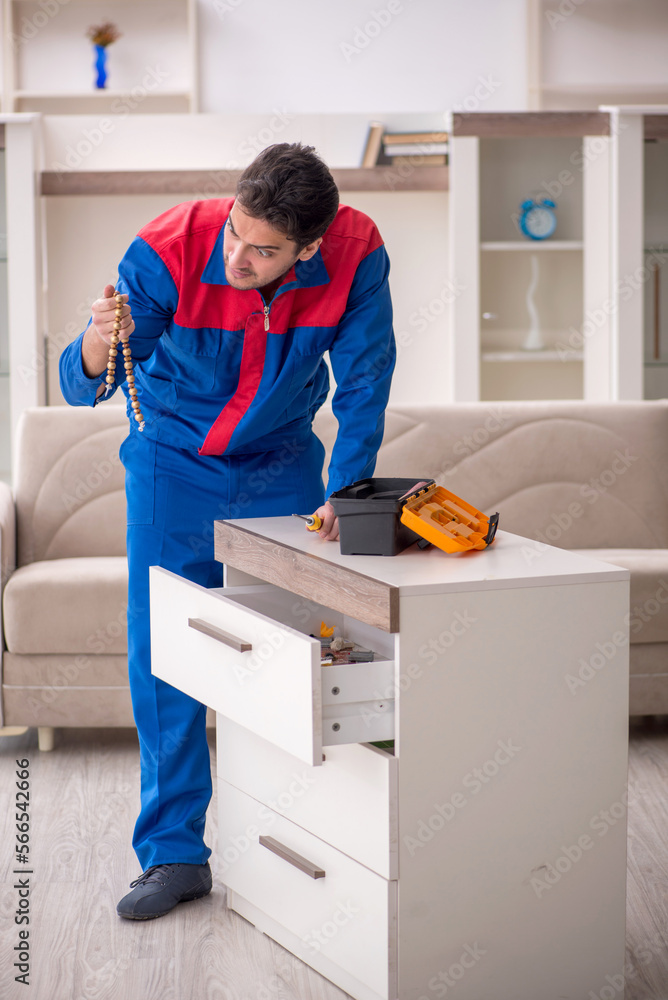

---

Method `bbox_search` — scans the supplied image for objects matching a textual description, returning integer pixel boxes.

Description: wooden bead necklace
[105,291,145,431]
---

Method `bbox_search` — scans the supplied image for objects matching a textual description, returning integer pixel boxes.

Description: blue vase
[94,44,107,89]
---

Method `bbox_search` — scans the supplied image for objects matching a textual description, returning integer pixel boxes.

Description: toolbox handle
[484,512,500,546]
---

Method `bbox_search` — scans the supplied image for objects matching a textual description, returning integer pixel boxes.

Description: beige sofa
[0,405,132,745]
[1,400,667,745]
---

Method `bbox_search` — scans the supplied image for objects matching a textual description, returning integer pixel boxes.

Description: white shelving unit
[0,113,44,483]
[446,109,668,403]
[447,118,596,402]
[2,0,198,114]
[480,132,585,401]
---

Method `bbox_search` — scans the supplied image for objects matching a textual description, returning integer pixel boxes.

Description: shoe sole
[117,885,212,921]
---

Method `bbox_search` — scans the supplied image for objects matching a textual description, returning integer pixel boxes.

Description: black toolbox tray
[328,477,435,556]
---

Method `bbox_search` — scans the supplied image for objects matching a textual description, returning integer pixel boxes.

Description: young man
[59,143,395,920]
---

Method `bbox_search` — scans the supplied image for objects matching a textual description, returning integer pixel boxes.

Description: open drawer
[149,567,395,766]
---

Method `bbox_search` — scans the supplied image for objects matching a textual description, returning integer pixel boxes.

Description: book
[361,122,385,168]
[383,142,448,157]
[386,154,447,166]
[383,130,448,145]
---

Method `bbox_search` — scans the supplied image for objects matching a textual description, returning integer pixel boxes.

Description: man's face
[223,200,321,291]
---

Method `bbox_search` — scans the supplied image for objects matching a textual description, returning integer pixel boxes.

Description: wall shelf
[14,90,191,99]
[542,83,668,97]
[448,111,610,138]
[481,240,583,251]
[11,94,192,116]
[40,165,449,197]
[482,349,583,362]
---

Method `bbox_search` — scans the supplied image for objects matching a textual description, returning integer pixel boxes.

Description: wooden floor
[0,718,666,1000]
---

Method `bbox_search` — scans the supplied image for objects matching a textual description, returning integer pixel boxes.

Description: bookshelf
[446,108,668,403]
[0,114,44,482]
[451,123,591,401]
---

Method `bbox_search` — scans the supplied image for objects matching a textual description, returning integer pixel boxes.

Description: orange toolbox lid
[400,484,499,554]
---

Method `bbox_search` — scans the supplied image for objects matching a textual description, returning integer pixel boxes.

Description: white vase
[521,253,545,351]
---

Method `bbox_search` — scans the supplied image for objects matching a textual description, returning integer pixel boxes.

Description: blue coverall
[59,198,396,869]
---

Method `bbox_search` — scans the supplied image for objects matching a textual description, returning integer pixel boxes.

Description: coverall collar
[200,221,330,294]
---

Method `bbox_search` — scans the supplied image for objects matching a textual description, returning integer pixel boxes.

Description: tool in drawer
[311,625,376,666]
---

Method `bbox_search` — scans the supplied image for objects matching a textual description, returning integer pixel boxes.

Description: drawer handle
[259,835,326,879]
[187,617,252,653]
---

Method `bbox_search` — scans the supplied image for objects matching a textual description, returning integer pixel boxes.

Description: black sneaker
[116,862,212,920]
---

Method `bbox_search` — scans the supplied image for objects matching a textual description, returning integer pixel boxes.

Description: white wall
[197,0,528,115]
[539,0,668,106]
[41,111,449,172]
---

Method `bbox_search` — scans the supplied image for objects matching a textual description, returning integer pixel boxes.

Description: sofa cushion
[576,549,668,645]
[3,557,129,655]
[14,406,128,566]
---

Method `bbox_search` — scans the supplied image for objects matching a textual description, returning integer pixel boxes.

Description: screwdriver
[292,512,323,531]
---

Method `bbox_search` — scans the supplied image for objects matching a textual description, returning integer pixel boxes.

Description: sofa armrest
[0,481,16,590]
[0,480,15,726]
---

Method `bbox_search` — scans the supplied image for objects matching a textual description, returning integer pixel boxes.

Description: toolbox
[328,478,499,557]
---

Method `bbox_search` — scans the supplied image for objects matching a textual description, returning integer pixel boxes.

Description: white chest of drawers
[149,519,630,1000]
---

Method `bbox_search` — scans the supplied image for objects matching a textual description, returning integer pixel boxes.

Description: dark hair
[236,143,339,249]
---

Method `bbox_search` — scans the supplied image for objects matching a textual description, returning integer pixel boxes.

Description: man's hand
[81,284,135,378]
[92,283,135,345]
[314,501,339,541]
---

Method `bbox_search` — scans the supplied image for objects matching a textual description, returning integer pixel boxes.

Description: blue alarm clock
[519,197,557,240]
